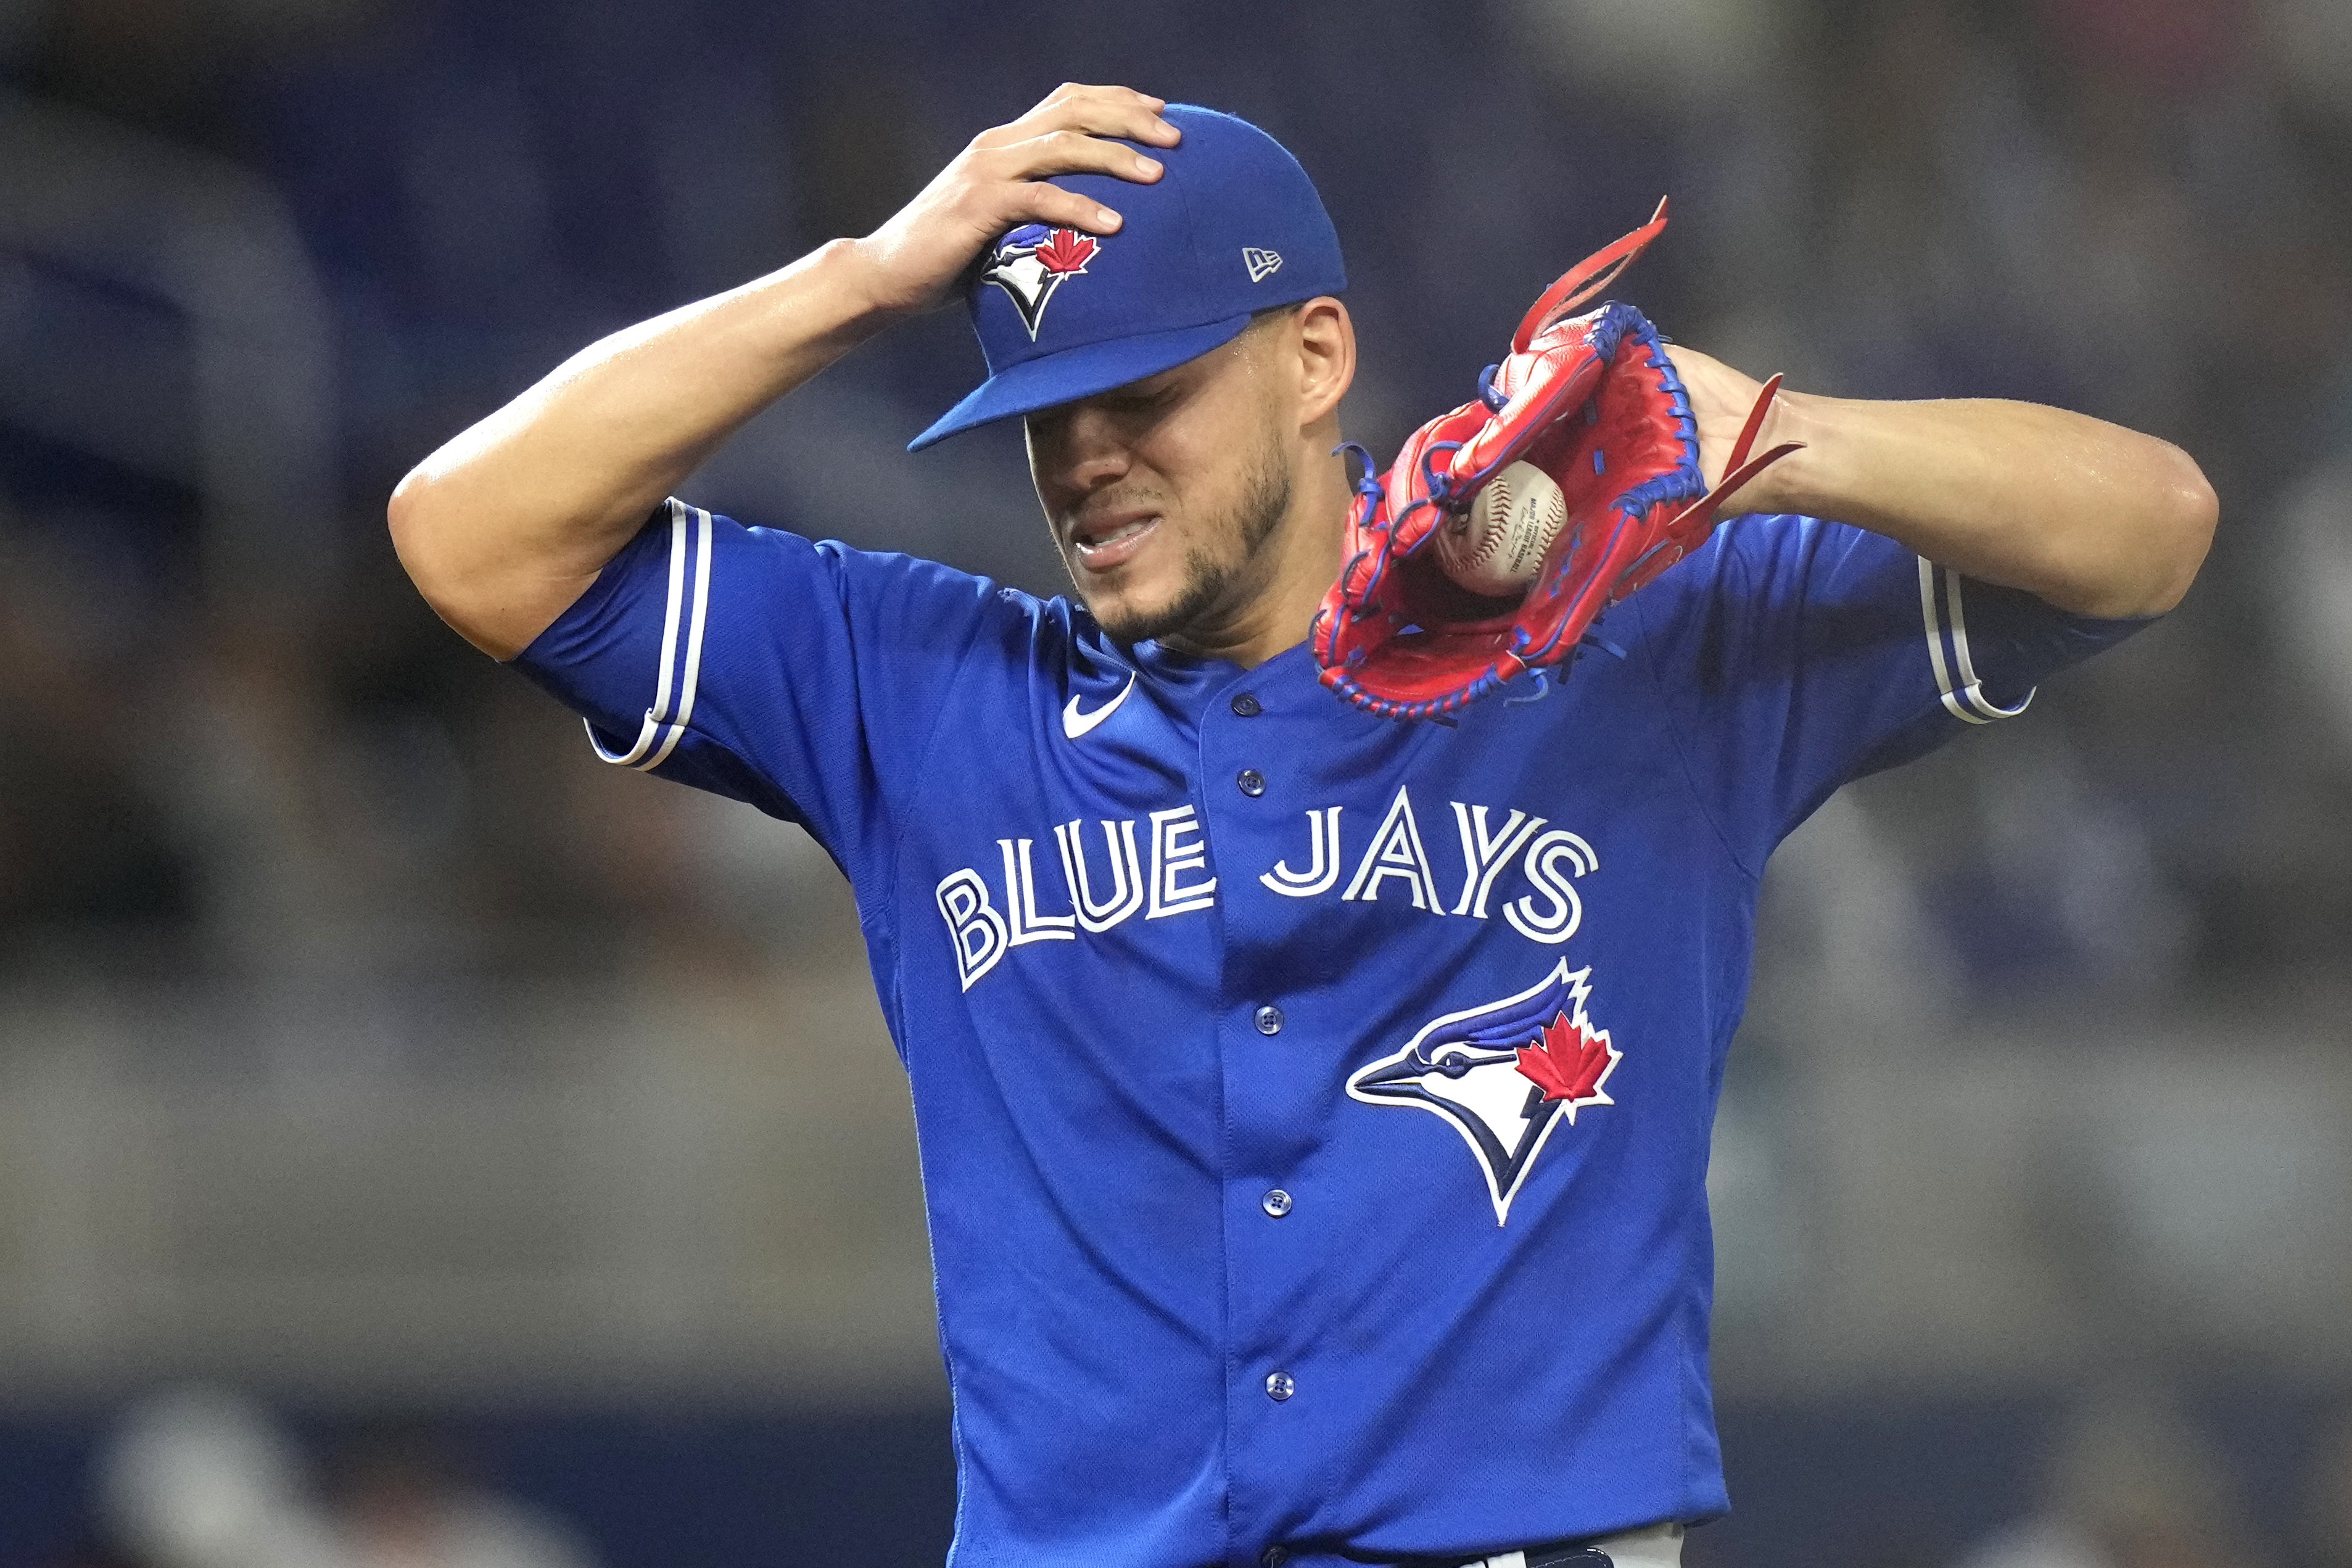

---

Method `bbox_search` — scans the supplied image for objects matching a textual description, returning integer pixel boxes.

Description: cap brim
[907,313,1254,452]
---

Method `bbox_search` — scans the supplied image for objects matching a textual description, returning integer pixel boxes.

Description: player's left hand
[1662,345,1805,520]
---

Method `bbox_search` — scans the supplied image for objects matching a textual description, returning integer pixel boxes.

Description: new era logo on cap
[1243,246,1283,283]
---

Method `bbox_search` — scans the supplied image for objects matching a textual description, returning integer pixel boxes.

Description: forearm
[1756,392,2218,619]
[389,239,897,658]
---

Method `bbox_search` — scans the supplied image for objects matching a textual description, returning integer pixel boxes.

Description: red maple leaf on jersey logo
[1347,959,1619,1226]
[1514,1009,1619,1115]
[1034,228,1098,274]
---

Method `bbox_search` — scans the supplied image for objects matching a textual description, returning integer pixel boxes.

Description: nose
[1030,405,1131,501]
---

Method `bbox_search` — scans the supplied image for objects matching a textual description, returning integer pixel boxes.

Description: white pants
[1467,1522,1684,1568]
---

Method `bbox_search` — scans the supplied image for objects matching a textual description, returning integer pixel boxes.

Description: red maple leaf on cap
[1514,1009,1619,1111]
[1035,228,1099,274]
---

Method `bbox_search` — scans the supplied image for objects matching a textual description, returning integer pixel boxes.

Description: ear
[1290,297,1355,431]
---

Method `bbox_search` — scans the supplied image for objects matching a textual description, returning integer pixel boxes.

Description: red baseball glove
[1309,200,1802,719]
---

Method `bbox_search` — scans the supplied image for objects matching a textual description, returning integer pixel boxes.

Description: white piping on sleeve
[1942,565,2033,720]
[1917,556,2033,725]
[640,505,714,769]
[588,499,716,769]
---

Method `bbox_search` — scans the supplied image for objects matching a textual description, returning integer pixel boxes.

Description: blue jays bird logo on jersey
[981,225,1100,340]
[1348,959,1620,1225]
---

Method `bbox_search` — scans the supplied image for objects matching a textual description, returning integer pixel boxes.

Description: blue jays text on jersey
[936,777,1600,989]
[514,498,2145,1568]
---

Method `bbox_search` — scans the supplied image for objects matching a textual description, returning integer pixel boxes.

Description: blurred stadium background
[1,0,2349,1563]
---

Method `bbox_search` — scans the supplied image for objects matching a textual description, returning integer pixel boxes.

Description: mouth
[1067,510,1160,572]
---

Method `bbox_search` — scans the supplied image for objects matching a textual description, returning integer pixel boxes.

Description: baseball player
[389,86,2214,1568]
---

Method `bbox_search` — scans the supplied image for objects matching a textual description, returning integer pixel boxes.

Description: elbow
[386,464,431,573]
[2058,445,2216,619]
[2131,446,2218,617]
[387,464,460,612]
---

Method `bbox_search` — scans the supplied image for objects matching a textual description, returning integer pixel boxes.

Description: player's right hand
[848,85,1179,317]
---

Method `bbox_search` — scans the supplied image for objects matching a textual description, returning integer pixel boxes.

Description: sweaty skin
[390,83,1185,660]
[1024,302,1353,667]
[1666,345,2216,620]
[389,83,2216,669]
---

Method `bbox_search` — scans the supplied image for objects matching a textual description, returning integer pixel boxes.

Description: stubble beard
[1081,430,1295,650]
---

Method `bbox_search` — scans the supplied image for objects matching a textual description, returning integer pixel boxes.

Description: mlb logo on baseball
[1440,461,1571,597]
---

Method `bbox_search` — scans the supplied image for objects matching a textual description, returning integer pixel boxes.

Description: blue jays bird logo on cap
[981,225,1100,340]
[1347,959,1621,1225]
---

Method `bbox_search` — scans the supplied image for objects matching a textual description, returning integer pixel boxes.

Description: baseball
[1435,461,1567,596]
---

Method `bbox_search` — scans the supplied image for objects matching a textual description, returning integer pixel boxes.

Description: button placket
[1211,680,1316,1545]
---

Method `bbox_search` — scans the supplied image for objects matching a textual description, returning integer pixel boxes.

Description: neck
[1163,439,1351,669]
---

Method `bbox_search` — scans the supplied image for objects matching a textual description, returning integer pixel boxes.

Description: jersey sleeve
[1625,513,2152,873]
[507,498,1015,875]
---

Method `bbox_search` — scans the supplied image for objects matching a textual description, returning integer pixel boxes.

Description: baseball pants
[1459,1521,1684,1568]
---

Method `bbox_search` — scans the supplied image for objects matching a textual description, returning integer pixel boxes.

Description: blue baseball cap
[908,105,1347,452]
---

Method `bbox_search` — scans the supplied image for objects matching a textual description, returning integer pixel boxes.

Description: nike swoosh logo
[1062,672,1136,740]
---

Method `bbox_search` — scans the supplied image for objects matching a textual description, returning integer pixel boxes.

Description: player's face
[1026,320,1299,650]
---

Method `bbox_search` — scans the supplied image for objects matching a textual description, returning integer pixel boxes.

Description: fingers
[1028,83,1181,147]
[962,88,1181,236]
[980,127,1165,191]
[957,132,1140,236]
[852,86,1179,314]
[999,179,1129,238]
[976,84,1180,155]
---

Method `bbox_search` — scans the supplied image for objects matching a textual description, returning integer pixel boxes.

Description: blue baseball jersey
[513,499,2144,1568]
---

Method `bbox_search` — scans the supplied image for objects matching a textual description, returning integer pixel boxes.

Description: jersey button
[1253,1005,1283,1035]
[1264,1370,1295,1401]
[1261,1549,1290,1567]
[1261,1189,1293,1218]
[1236,767,1266,796]
[1230,691,1263,717]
